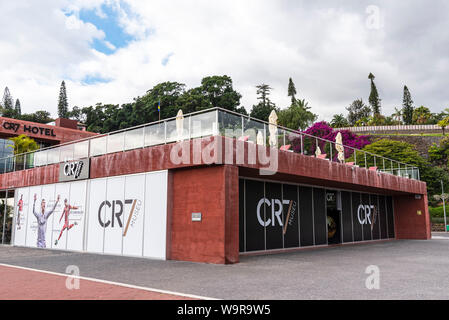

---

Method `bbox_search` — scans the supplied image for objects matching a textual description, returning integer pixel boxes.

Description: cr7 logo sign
[98,199,141,237]
[257,198,292,227]
[358,204,375,225]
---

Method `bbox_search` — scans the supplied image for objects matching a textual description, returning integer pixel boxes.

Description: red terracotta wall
[169,165,239,264]
[394,194,431,240]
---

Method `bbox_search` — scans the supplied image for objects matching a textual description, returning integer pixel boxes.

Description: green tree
[19,111,53,124]
[346,99,371,125]
[355,139,448,196]
[287,78,297,104]
[402,85,414,124]
[438,117,449,136]
[7,134,39,154]
[14,99,21,116]
[57,80,69,118]
[391,107,402,124]
[199,75,242,111]
[412,106,432,124]
[278,99,317,130]
[368,73,381,115]
[330,114,349,128]
[250,84,278,121]
[2,87,15,117]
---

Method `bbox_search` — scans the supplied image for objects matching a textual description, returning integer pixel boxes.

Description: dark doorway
[326,191,342,245]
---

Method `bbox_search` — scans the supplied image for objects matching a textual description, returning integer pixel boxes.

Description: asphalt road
[2,235,449,300]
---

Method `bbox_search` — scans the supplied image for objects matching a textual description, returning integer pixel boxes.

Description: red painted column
[169,165,239,264]
[394,194,431,240]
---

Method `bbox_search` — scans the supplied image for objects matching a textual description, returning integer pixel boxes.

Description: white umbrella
[335,132,345,162]
[176,109,184,141]
[268,110,278,147]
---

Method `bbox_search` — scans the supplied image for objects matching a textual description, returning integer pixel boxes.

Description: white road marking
[0,263,218,300]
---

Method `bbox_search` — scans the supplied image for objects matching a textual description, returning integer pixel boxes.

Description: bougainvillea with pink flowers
[289,121,371,160]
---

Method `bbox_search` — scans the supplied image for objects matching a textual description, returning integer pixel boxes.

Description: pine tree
[287,78,297,104]
[250,84,278,121]
[15,99,21,116]
[58,80,69,118]
[402,85,414,125]
[2,87,13,111]
[368,73,381,115]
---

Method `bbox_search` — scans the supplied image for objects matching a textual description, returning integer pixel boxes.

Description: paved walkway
[0,264,200,300]
[1,235,449,299]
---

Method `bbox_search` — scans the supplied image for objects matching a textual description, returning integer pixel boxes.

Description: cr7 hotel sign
[1,120,57,137]
[59,158,90,182]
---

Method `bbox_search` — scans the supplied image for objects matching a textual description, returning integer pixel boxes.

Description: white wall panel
[103,176,125,255]
[143,171,168,259]
[122,174,145,257]
[13,187,29,246]
[86,178,107,254]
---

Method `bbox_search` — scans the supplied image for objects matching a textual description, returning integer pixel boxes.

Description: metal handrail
[0,107,420,179]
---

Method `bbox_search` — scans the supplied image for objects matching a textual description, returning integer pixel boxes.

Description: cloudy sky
[1,0,448,121]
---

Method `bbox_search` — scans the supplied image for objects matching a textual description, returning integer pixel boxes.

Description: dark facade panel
[371,194,380,240]
[239,179,395,253]
[239,179,245,252]
[299,186,314,247]
[379,195,388,239]
[244,179,265,251]
[352,192,363,242]
[361,193,372,241]
[265,182,283,250]
[282,184,300,248]
[313,188,327,246]
[341,191,353,243]
[386,196,395,239]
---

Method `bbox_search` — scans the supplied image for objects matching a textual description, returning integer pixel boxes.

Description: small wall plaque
[192,212,202,222]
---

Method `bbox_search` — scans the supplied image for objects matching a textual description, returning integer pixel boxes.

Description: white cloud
[1,0,448,121]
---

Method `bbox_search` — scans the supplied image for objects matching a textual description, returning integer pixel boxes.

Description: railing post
[330,142,333,162]
[364,152,367,169]
[300,135,303,154]
[283,130,286,147]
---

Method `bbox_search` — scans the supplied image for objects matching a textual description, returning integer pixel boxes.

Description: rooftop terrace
[0,108,420,180]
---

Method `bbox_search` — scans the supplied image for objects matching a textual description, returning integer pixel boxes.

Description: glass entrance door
[326,190,342,245]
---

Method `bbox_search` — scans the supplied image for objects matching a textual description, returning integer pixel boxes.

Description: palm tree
[330,114,349,128]
[392,107,402,123]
